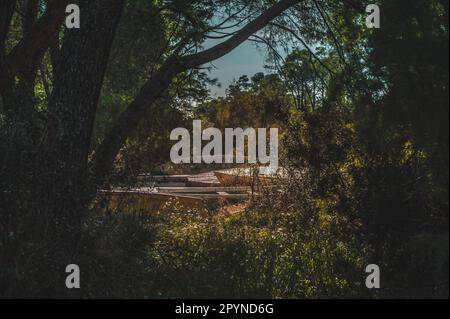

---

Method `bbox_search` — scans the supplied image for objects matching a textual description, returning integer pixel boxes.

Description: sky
[204,40,268,97]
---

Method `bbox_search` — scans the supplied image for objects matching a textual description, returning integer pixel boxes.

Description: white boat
[214,167,286,186]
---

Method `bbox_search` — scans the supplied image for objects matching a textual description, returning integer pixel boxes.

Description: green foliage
[75,192,364,299]
[1,0,447,299]
[148,207,361,298]
[196,73,291,129]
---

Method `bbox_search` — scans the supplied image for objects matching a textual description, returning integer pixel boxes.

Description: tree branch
[180,0,303,68]
[1,0,70,88]
[269,21,335,75]
[90,0,304,184]
[0,0,16,58]
[24,0,40,36]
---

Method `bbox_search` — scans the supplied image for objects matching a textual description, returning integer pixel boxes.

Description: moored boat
[214,167,286,186]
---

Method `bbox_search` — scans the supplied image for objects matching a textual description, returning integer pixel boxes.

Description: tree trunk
[34,0,124,297]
